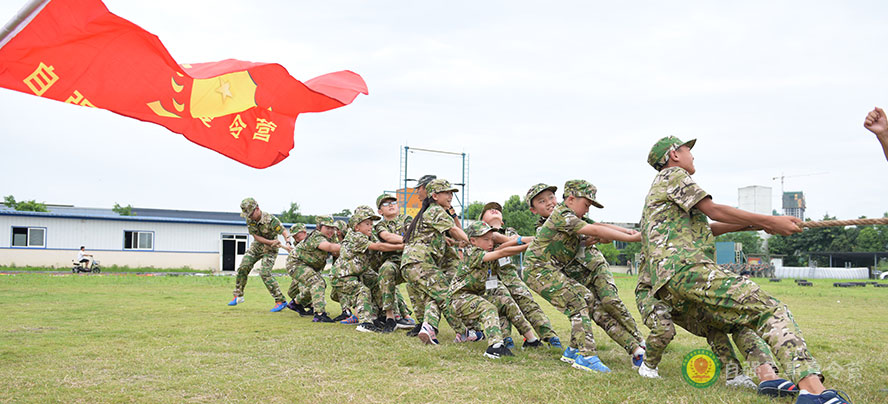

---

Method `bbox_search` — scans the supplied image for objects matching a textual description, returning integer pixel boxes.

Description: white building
[738,185,772,215]
[0,205,313,272]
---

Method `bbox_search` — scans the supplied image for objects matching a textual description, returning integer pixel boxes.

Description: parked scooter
[72,258,101,273]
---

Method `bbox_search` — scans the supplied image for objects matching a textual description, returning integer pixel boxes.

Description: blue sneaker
[795,390,852,404]
[572,355,611,373]
[503,337,515,349]
[547,336,562,349]
[270,302,287,312]
[757,379,798,397]
[560,347,579,364]
[227,297,244,306]
[632,346,645,369]
[340,314,359,324]
[473,330,485,342]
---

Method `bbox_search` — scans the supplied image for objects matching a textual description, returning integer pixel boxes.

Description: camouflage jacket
[246,211,284,254]
[290,230,332,271]
[524,203,587,267]
[333,230,373,278]
[402,204,453,266]
[640,166,714,303]
[449,246,496,295]
[373,213,412,263]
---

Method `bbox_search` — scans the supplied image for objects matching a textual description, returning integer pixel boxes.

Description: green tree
[597,242,619,264]
[462,201,484,221]
[715,231,762,256]
[278,202,316,225]
[501,195,537,237]
[113,203,134,216]
[332,208,352,217]
[855,227,883,252]
[3,195,48,212]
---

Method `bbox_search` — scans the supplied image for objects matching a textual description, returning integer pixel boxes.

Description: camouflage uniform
[233,198,286,302]
[493,227,557,341]
[286,216,335,314]
[400,179,462,331]
[285,223,308,302]
[448,225,534,347]
[638,136,819,383]
[374,209,415,317]
[332,207,383,323]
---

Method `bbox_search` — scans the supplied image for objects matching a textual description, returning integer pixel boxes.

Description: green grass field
[1,273,886,403]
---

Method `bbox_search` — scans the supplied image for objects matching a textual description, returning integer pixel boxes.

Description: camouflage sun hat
[350,205,381,228]
[376,193,397,209]
[416,174,437,188]
[316,215,335,228]
[426,178,459,194]
[563,179,604,209]
[478,201,503,221]
[465,221,495,238]
[240,197,258,218]
[647,136,696,171]
[524,183,558,208]
[289,223,307,233]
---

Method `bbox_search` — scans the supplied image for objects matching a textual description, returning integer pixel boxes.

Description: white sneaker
[417,322,438,345]
[638,362,661,379]
[726,374,757,390]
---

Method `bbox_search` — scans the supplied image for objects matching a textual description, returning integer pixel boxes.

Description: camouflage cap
[426,178,459,194]
[416,174,437,188]
[239,197,258,218]
[647,136,696,171]
[465,221,495,238]
[350,205,381,227]
[376,193,397,209]
[524,183,558,208]
[316,215,335,227]
[289,223,307,233]
[478,201,503,221]
[334,220,348,233]
[563,179,604,209]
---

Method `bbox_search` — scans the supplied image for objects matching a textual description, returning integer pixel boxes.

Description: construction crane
[772,172,828,194]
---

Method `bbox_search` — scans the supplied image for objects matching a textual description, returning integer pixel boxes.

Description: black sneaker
[406,323,422,337]
[332,310,351,322]
[298,305,315,317]
[356,322,382,333]
[381,318,397,333]
[312,312,334,323]
[373,316,387,328]
[286,300,304,313]
[522,338,543,349]
[395,317,415,329]
[483,344,515,359]
[757,379,798,398]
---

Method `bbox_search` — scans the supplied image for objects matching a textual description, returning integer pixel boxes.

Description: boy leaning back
[638,136,849,404]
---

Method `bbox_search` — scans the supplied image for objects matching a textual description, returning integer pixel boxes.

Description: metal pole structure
[402,146,409,217]
[0,0,49,49]
[460,152,466,226]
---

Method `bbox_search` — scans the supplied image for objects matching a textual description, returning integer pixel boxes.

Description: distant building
[738,186,772,215]
[396,187,422,217]
[0,204,317,271]
[782,191,806,220]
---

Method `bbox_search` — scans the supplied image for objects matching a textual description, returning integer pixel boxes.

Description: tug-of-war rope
[798,218,888,228]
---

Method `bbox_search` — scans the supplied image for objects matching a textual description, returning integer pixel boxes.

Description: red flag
[0,0,368,168]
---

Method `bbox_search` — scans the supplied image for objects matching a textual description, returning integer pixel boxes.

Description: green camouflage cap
[239,197,258,217]
[524,183,558,208]
[465,221,495,238]
[426,178,459,194]
[376,193,397,209]
[416,174,437,188]
[334,220,348,233]
[350,205,381,228]
[563,179,604,209]
[289,223,307,233]
[478,201,503,221]
[316,215,335,227]
[648,136,696,170]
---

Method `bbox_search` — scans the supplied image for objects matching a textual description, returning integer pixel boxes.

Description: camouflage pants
[450,292,504,346]
[565,249,644,355]
[485,284,534,337]
[379,259,405,312]
[287,260,327,314]
[337,275,378,323]
[498,265,557,340]
[656,264,819,383]
[233,243,284,302]
[523,262,597,356]
[402,260,466,332]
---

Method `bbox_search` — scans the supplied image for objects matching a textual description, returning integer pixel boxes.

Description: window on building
[124,231,153,250]
[11,227,45,247]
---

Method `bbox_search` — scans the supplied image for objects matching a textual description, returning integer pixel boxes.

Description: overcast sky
[1,0,886,223]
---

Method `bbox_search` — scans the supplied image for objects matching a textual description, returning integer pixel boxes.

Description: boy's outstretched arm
[578,223,642,242]
[695,198,802,236]
[482,244,529,262]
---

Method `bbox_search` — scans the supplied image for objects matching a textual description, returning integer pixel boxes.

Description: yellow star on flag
[216,79,232,102]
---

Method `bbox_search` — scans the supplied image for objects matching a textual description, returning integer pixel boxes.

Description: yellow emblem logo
[681,349,721,388]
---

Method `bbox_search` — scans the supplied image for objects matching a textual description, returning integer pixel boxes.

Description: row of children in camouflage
[227,135,850,404]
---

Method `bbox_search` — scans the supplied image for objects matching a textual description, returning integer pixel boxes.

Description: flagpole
[0,0,50,49]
